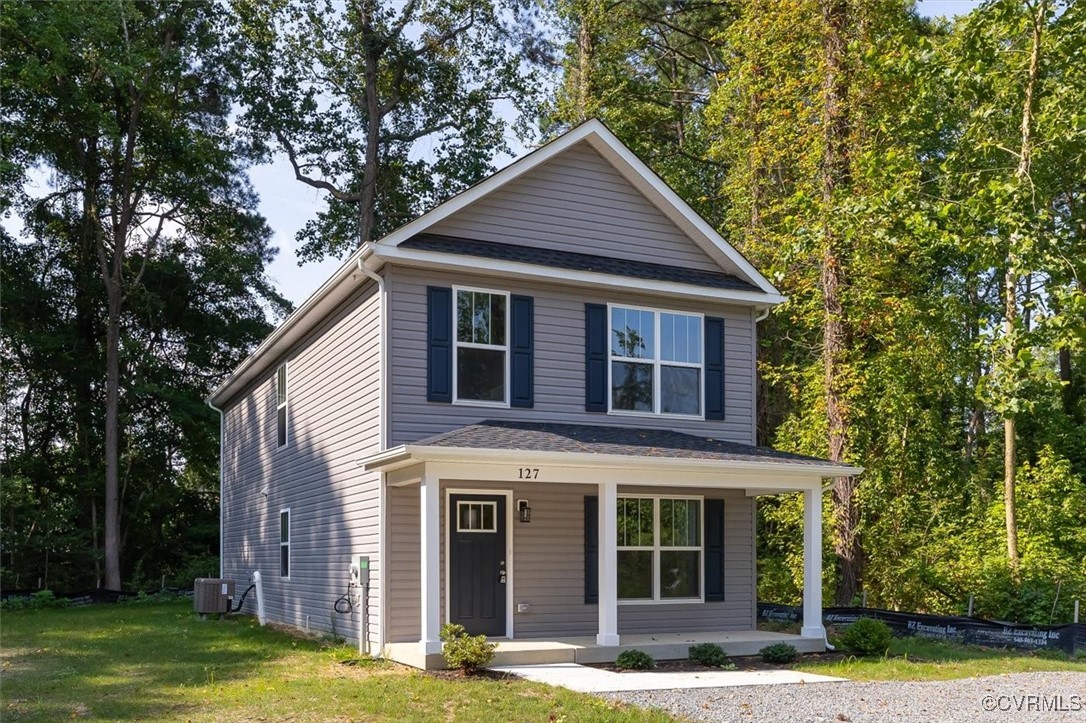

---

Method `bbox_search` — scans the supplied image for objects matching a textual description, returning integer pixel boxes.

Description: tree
[232,0,543,261]
[2,0,284,589]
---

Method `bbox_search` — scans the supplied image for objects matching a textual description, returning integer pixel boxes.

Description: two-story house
[208,120,860,669]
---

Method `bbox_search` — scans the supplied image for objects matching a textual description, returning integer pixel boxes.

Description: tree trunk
[103,284,123,590]
[576,2,594,122]
[1003,0,1044,579]
[819,0,859,606]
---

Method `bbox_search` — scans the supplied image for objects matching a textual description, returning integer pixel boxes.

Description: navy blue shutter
[585,304,607,412]
[427,287,453,403]
[584,496,599,603]
[704,498,725,601]
[704,316,725,420]
[510,295,534,408]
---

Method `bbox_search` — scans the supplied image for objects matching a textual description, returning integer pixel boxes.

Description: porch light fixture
[517,499,531,523]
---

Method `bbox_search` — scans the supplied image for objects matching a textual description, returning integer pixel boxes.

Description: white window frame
[279,508,290,579]
[276,362,289,449]
[452,285,511,408]
[455,500,499,533]
[607,303,704,419]
[617,494,704,604]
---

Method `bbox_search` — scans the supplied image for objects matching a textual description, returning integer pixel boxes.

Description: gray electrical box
[351,555,370,585]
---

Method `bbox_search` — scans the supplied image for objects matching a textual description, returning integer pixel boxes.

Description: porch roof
[361,420,862,478]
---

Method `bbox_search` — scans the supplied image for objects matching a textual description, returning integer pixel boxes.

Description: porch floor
[384,630,824,670]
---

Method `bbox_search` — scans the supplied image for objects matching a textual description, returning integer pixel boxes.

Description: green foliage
[688,643,734,669]
[838,618,894,657]
[759,643,799,664]
[439,623,497,673]
[614,649,655,670]
[0,590,70,611]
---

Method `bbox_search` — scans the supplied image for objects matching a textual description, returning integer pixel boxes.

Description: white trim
[444,488,515,640]
[275,362,289,450]
[279,507,291,580]
[370,245,787,306]
[607,303,705,418]
[616,494,705,604]
[377,470,388,655]
[451,286,511,408]
[361,444,863,480]
[597,480,619,646]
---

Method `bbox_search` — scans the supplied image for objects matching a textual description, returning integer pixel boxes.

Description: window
[610,305,702,416]
[617,496,701,601]
[454,287,508,404]
[279,509,290,578]
[276,363,288,448]
[456,501,497,532]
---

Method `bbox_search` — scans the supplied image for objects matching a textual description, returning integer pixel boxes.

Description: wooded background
[2,0,1082,624]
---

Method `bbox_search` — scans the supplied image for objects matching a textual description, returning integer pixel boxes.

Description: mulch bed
[589,652,851,673]
[425,667,517,681]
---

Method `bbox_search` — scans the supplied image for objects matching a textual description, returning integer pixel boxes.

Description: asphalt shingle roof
[414,420,846,468]
[399,233,759,292]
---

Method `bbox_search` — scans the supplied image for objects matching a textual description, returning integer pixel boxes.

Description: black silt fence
[758,603,1085,656]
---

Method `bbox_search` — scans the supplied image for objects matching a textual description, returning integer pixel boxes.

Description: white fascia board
[361,443,862,479]
[370,244,787,307]
[580,129,780,297]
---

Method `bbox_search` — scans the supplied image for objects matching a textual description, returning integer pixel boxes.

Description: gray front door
[449,494,506,636]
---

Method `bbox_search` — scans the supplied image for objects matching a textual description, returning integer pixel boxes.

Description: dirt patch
[425,667,518,681]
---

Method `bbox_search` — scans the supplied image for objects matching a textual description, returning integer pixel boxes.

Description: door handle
[499,570,507,584]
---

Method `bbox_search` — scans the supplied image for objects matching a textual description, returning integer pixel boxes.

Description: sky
[255,0,985,308]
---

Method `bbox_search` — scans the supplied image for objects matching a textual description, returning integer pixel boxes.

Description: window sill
[452,399,510,409]
[618,598,705,606]
[607,410,705,422]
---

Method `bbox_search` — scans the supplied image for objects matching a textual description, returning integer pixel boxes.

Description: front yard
[0,601,672,722]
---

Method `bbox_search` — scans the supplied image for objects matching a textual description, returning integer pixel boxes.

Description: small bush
[439,623,496,673]
[688,642,734,668]
[0,590,70,611]
[838,617,894,656]
[759,642,798,664]
[614,649,655,670]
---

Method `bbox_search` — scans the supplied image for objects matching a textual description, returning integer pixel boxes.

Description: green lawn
[1,601,675,722]
[796,635,1086,681]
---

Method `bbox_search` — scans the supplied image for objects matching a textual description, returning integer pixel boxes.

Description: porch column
[597,480,620,646]
[420,474,441,655]
[801,485,826,639]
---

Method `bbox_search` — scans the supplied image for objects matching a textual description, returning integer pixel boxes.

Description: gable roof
[208,120,783,407]
[400,233,759,292]
[370,120,781,297]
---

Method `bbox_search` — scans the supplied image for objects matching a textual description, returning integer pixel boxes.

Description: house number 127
[518,468,539,479]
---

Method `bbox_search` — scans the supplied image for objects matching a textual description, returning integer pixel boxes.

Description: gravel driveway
[606,672,1086,723]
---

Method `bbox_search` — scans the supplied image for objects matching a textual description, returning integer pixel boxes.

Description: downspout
[356,247,387,655]
[754,305,771,323]
[206,399,225,579]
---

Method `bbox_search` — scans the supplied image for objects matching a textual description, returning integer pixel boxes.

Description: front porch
[386,628,824,670]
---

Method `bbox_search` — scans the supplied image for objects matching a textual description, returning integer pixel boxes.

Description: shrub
[838,617,894,656]
[688,642,734,668]
[759,642,798,664]
[0,590,70,611]
[439,623,495,673]
[614,649,655,670]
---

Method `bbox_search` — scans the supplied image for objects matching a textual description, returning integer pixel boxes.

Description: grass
[795,635,1086,681]
[1,601,676,722]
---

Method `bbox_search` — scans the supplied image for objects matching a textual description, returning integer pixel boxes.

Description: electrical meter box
[350,555,370,585]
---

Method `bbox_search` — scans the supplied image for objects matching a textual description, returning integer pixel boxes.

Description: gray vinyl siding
[221,280,382,649]
[388,266,756,446]
[426,141,722,272]
[385,481,754,642]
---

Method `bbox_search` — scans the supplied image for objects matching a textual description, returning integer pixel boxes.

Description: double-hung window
[617,496,702,601]
[279,509,290,578]
[276,363,289,448]
[454,287,509,405]
[610,305,703,416]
